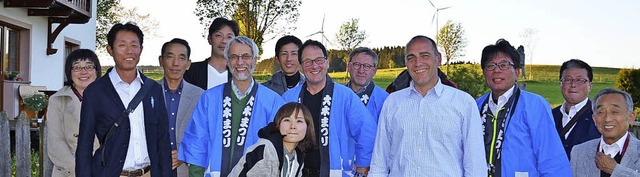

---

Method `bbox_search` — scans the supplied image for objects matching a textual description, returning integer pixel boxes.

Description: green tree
[335,18,367,51]
[436,20,467,74]
[96,0,120,54]
[194,0,301,56]
[616,68,640,111]
[448,65,488,98]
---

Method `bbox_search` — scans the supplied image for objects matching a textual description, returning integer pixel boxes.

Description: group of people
[42,16,639,177]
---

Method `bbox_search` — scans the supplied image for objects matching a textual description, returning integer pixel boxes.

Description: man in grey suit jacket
[158,38,205,177]
[571,88,640,177]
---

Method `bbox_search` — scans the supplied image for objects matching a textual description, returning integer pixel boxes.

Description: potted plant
[5,71,19,80]
[22,94,48,128]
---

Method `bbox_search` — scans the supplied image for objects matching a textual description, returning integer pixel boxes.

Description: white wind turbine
[429,0,452,37]
[306,14,333,47]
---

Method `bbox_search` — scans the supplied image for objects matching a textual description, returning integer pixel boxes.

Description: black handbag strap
[101,77,155,166]
[560,101,592,138]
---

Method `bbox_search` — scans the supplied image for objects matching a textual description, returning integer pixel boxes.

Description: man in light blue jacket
[476,39,571,177]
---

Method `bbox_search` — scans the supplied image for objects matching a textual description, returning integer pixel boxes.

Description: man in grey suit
[158,38,204,177]
[571,88,639,177]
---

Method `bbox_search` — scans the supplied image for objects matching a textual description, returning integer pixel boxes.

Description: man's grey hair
[223,36,260,62]
[592,88,635,114]
[348,47,379,67]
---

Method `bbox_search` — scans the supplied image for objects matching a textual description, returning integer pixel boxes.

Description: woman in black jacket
[229,102,316,177]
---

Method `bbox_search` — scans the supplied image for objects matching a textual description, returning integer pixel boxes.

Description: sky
[100,0,640,69]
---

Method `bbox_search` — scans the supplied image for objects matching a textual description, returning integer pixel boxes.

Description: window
[1,25,20,75]
[64,38,80,59]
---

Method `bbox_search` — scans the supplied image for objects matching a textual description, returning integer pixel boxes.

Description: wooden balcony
[4,0,92,55]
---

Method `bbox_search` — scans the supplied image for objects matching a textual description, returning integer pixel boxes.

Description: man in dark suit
[571,88,640,177]
[76,22,172,177]
[157,38,204,177]
[183,17,239,90]
[552,59,600,159]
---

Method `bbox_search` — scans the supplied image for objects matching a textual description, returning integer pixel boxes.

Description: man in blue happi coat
[282,40,377,177]
[178,36,285,177]
[345,47,389,123]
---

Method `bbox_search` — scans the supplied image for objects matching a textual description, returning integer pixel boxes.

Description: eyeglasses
[302,57,327,67]
[72,65,96,72]
[229,54,253,61]
[484,61,514,71]
[350,62,376,71]
[560,78,589,85]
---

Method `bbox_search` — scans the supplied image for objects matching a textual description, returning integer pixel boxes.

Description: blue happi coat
[476,90,572,177]
[365,85,389,123]
[282,82,377,177]
[178,83,284,177]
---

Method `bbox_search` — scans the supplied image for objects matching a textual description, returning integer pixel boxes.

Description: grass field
[141,64,620,107]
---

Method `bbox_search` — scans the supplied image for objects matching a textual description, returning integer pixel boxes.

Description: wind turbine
[306,14,333,47]
[428,0,451,37]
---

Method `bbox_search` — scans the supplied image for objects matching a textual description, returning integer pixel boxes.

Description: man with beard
[282,40,377,176]
[179,36,285,177]
[345,47,389,122]
[263,35,305,95]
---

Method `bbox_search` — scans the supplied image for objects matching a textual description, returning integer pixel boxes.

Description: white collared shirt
[488,85,516,116]
[559,98,589,138]
[599,133,629,158]
[231,79,255,99]
[108,68,150,170]
[207,64,228,89]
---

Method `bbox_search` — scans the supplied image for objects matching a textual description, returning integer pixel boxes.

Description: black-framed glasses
[485,61,514,71]
[302,57,327,67]
[72,65,96,72]
[350,62,376,71]
[229,54,253,61]
[560,78,589,85]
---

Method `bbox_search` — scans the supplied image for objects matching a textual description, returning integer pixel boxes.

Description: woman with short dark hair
[46,49,101,177]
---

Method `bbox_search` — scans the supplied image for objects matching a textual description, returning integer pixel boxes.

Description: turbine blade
[440,6,452,11]
[431,12,437,25]
[322,14,326,31]
[323,35,333,45]
[428,0,435,8]
[306,31,322,37]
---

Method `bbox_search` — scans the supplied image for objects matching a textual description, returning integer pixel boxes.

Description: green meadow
[142,64,620,107]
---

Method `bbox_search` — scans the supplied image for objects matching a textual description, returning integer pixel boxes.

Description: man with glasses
[262,35,305,95]
[370,35,486,176]
[179,36,284,177]
[346,47,389,122]
[553,59,600,159]
[282,40,377,176]
[476,39,570,177]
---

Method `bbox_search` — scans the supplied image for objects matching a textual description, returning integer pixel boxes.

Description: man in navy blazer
[76,23,172,177]
[552,59,600,159]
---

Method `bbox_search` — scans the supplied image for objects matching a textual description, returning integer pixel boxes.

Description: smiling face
[594,93,637,144]
[483,52,520,97]
[348,52,377,90]
[300,46,328,86]
[227,42,256,81]
[405,38,441,93]
[159,43,191,82]
[276,43,301,76]
[279,108,308,145]
[108,31,142,72]
[208,25,235,57]
[561,67,592,106]
[71,59,98,91]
